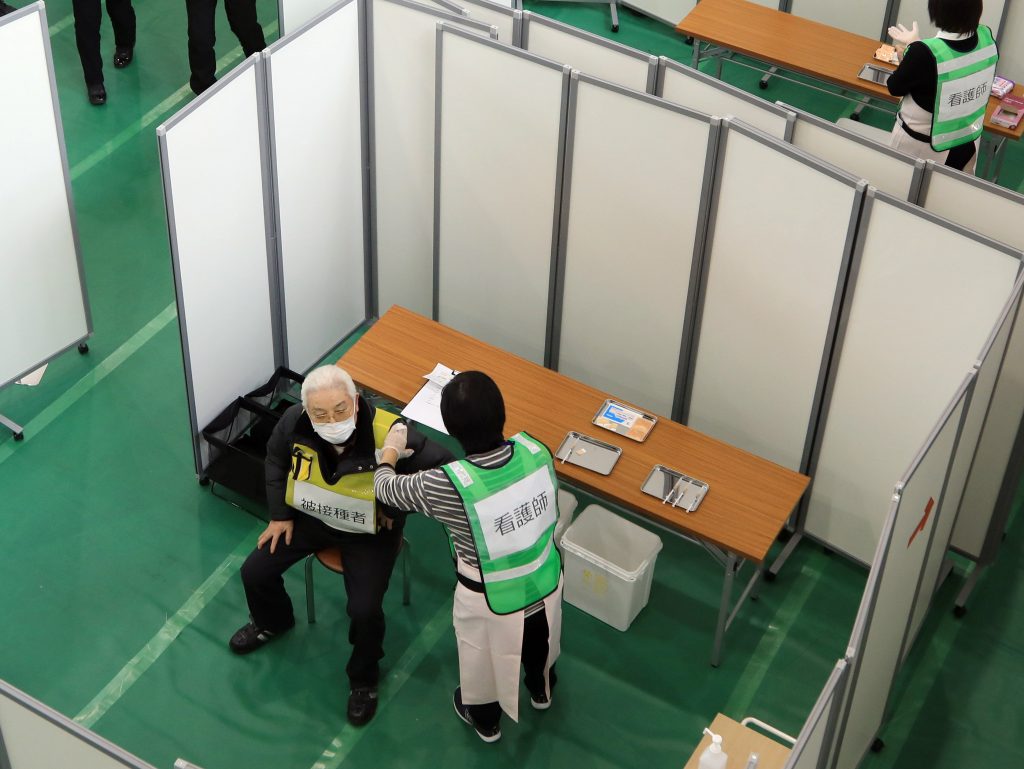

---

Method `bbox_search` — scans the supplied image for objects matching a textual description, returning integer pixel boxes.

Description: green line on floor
[309,602,452,769]
[0,302,177,467]
[74,522,261,728]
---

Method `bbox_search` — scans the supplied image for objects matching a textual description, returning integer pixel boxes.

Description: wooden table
[684,714,791,769]
[676,0,1024,177]
[339,307,809,665]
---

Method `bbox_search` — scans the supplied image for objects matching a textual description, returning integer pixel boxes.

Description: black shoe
[453,687,501,743]
[87,83,106,106]
[347,686,378,726]
[113,46,133,68]
[0,3,18,17]
[228,619,292,654]
[530,689,552,710]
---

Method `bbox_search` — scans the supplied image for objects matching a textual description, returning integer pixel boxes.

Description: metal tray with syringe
[641,464,709,513]
[554,431,622,475]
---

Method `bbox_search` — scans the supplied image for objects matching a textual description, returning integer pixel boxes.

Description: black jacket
[265,396,454,525]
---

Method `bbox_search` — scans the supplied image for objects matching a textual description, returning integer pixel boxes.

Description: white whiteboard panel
[371,0,494,319]
[835,385,968,769]
[266,0,366,373]
[0,7,90,388]
[159,59,277,473]
[805,193,1020,564]
[621,0,696,26]
[783,104,923,201]
[456,0,516,42]
[913,165,1024,557]
[0,681,156,768]
[998,0,1024,81]
[659,58,793,140]
[687,125,861,472]
[555,77,713,416]
[436,28,567,364]
[279,0,338,35]
[522,13,655,93]
[905,282,1022,652]
[783,659,848,769]
[789,0,889,39]
[889,0,1008,41]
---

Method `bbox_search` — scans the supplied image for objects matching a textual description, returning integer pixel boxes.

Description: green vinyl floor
[0,2,1022,768]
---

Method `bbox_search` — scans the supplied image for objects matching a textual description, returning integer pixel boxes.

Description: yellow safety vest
[285,409,399,534]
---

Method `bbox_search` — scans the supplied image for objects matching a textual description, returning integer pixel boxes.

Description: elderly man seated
[229,364,452,726]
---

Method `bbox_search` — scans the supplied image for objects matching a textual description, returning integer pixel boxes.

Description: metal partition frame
[656,56,796,141]
[549,72,719,417]
[0,4,92,396]
[793,190,1021,567]
[451,0,521,43]
[264,0,370,372]
[158,56,282,476]
[777,101,925,203]
[832,374,974,769]
[782,658,849,769]
[433,24,571,365]
[366,0,496,319]
[619,0,697,27]
[682,119,865,473]
[520,11,658,93]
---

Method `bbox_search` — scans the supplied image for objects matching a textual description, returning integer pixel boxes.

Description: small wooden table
[676,0,1024,178]
[684,714,791,769]
[339,307,810,665]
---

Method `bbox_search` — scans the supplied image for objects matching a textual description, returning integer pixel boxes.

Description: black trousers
[72,0,136,86]
[467,608,556,730]
[185,0,266,94]
[239,514,403,688]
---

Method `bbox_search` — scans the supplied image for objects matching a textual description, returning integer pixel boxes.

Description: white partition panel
[789,0,889,39]
[834,378,972,769]
[370,0,495,319]
[782,659,849,769]
[657,57,795,140]
[890,0,1009,41]
[521,12,657,93]
[455,0,517,42]
[266,0,366,373]
[553,75,716,417]
[279,0,339,35]
[685,122,863,472]
[779,102,924,201]
[435,26,568,364]
[621,0,695,27]
[999,0,1024,81]
[907,164,1024,559]
[903,279,1023,656]
[0,679,157,768]
[805,192,1020,564]
[0,5,91,389]
[159,57,279,474]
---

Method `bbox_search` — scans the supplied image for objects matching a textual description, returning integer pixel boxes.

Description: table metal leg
[692,38,702,69]
[712,553,738,667]
[849,95,870,122]
[954,563,983,617]
[759,66,778,90]
[768,531,802,580]
[0,413,24,441]
[609,1,618,32]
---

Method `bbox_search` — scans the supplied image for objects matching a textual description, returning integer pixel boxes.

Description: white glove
[888,21,919,49]
[378,423,413,462]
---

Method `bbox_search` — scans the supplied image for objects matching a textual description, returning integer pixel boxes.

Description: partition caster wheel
[764,570,777,583]
[78,343,89,354]
[823,546,834,556]
[953,605,967,618]
[850,113,861,122]
[13,432,24,442]
[758,80,768,90]
[199,475,210,487]
[686,36,694,45]
[611,24,619,32]
[871,738,885,753]
[777,528,793,543]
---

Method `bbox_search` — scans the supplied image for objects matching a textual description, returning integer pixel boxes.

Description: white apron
[453,559,563,723]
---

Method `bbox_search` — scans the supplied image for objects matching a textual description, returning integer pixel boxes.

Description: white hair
[301,365,357,409]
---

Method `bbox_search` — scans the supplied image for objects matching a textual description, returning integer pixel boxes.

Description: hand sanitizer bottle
[699,728,728,769]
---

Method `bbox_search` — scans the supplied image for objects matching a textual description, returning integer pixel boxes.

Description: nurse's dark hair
[928,0,983,34]
[440,371,506,455]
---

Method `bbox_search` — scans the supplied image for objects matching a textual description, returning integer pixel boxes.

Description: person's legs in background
[224,0,265,57]
[185,0,218,95]
[0,3,19,17]
[105,0,136,68]
[71,0,107,104]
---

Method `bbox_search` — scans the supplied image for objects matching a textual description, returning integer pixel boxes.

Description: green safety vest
[442,432,562,615]
[921,26,998,151]
[285,409,399,535]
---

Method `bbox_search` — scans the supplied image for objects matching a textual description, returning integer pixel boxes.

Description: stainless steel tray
[554,431,622,475]
[592,399,657,442]
[641,464,709,512]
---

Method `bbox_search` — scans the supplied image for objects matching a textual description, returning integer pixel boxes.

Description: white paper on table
[15,364,47,386]
[400,364,459,434]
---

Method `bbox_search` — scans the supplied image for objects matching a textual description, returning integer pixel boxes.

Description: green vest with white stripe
[921,26,998,151]
[442,432,562,615]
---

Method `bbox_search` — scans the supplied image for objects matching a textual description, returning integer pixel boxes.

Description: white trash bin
[560,504,663,631]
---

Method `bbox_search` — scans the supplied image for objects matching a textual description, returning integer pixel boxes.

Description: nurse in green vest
[374,371,564,744]
[887,0,999,173]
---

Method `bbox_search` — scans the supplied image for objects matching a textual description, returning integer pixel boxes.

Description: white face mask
[312,416,356,445]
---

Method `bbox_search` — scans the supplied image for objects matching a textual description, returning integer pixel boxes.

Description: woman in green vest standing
[375,371,564,744]
[886,0,998,173]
